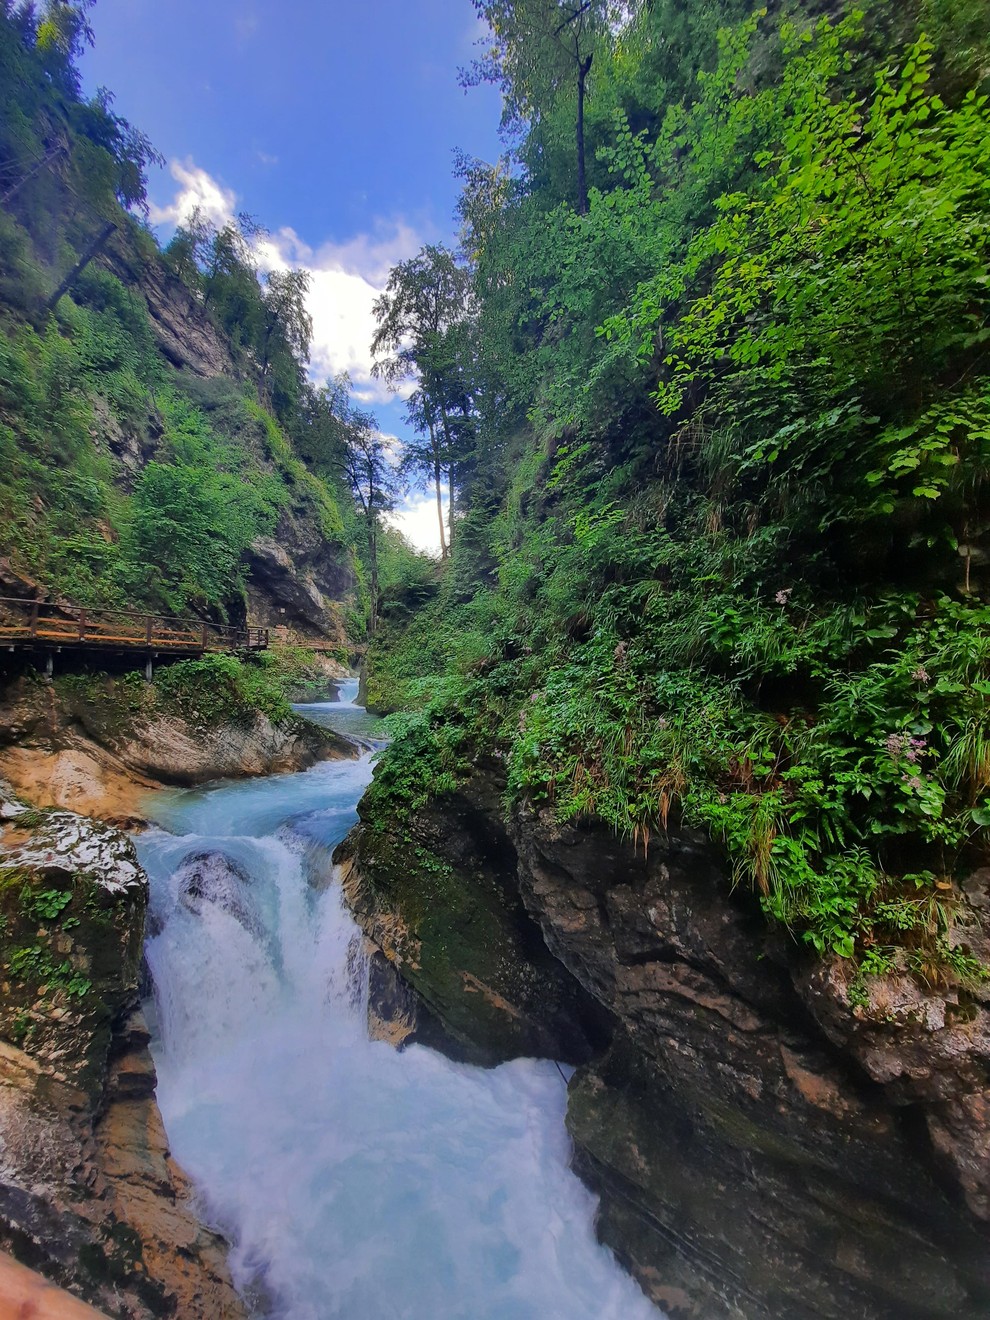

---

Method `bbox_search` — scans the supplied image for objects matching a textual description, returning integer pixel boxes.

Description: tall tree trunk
[260,319,274,408]
[447,464,455,552]
[576,53,593,217]
[439,403,455,552]
[46,222,117,311]
[428,420,448,559]
[368,515,379,634]
[1,141,65,206]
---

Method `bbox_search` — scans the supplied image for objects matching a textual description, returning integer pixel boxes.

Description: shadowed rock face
[507,803,990,1319]
[334,763,613,1069]
[247,518,355,642]
[343,763,990,1319]
[0,788,245,1319]
[106,245,235,381]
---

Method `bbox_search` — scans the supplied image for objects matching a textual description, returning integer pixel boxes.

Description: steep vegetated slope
[0,0,423,642]
[371,0,990,1029]
[354,0,990,1314]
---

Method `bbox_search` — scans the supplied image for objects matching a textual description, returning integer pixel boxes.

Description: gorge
[2,0,990,1315]
[2,677,989,1317]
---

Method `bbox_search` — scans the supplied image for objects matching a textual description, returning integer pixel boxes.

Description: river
[135,681,661,1320]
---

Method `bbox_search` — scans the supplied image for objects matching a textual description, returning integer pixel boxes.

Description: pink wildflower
[884,733,906,758]
[905,737,927,764]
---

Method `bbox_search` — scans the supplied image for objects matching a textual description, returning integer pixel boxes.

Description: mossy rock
[0,802,147,1095]
[338,782,611,1066]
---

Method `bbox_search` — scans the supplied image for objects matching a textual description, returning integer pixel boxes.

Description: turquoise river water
[135,681,661,1320]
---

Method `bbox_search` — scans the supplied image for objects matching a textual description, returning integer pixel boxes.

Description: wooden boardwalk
[0,596,268,656]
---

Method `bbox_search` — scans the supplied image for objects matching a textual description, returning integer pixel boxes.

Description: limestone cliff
[0,785,245,1318]
[104,236,359,641]
[340,763,990,1320]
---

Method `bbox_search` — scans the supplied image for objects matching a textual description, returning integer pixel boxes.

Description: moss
[78,1220,171,1316]
[351,803,602,1065]
[56,672,148,744]
[0,835,144,1093]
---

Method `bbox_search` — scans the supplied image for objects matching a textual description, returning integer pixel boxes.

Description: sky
[80,0,504,552]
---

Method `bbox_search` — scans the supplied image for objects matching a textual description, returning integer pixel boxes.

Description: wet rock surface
[0,787,245,1318]
[335,765,612,1068]
[345,763,990,1319]
[174,850,265,942]
[511,798,990,1319]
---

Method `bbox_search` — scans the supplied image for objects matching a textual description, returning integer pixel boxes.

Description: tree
[371,244,473,558]
[340,412,398,633]
[464,0,612,214]
[163,212,312,425]
[259,267,312,416]
[294,371,352,477]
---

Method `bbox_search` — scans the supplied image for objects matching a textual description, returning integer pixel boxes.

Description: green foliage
[154,653,295,727]
[117,391,283,614]
[7,943,91,998]
[366,0,990,990]
[256,644,348,699]
[0,865,93,1002]
[602,17,990,554]
[246,398,344,541]
[20,886,73,923]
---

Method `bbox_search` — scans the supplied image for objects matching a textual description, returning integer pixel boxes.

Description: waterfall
[136,698,661,1320]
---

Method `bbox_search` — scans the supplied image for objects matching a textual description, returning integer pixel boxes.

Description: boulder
[0,788,245,1318]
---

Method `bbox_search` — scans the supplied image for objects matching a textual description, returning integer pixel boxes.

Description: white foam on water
[137,717,661,1320]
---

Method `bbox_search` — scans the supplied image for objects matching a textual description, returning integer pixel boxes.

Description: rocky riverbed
[0,672,355,826]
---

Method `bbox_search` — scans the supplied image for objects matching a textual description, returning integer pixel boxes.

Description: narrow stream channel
[135,683,661,1320]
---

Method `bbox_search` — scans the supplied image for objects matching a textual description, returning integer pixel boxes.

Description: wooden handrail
[0,597,269,654]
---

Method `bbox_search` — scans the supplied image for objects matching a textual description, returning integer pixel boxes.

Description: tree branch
[554,1,593,37]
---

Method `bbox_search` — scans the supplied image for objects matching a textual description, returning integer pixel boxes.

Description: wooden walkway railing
[0,597,268,654]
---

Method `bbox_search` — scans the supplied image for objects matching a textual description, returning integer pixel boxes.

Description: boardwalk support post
[45,653,53,678]
[145,656,153,683]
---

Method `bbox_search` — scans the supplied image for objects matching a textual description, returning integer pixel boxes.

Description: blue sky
[80,0,503,550]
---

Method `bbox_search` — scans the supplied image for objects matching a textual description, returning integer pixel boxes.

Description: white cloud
[149,159,424,402]
[378,431,403,467]
[386,493,447,557]
[148,158,237,231]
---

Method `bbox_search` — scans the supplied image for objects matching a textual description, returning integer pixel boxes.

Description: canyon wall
[340,764,990,1320]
